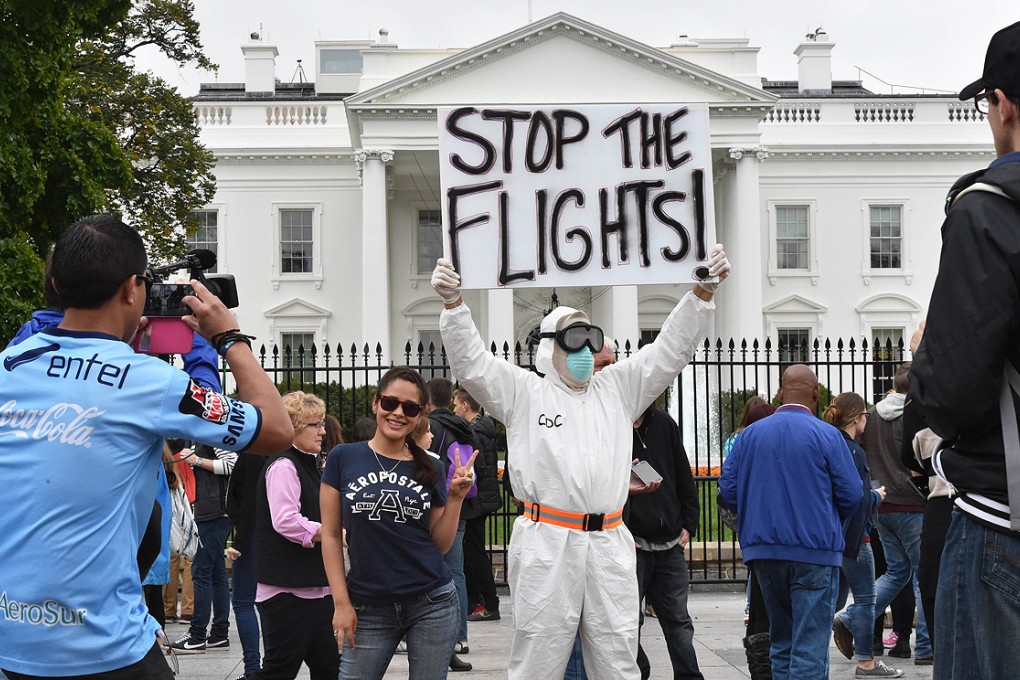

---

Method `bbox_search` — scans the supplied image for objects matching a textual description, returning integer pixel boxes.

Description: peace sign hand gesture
[449,445,479,500]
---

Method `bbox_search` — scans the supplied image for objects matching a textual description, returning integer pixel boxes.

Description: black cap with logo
[960,21,1020,101]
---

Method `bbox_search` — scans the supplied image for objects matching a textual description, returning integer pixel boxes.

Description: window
[776,206,809,270]
[281,209,314,274]
[417,330,444,360]
[870,206,902,269]
[639,329,660,350]
[871,327,905,402]
[281,332,315,384]
[320,49,363,74]
[186,211,218,273]
[417,210,443,275]
[777,328,811,365]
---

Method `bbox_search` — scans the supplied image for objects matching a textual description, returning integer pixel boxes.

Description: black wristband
[210,328,240,350]
[215,331,255,357]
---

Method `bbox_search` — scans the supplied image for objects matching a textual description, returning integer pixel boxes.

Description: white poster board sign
[438,104,716,290]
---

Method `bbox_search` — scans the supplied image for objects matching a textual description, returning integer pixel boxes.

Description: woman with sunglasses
[321,366,477,679]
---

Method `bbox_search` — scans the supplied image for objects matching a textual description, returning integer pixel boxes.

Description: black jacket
[192,443,229,523]
[912,158,1020,529]
[468,414,502,515]
[428,408,480,520]
[225,453,267,554]
[625,407,699,544]
[255,448,328,587]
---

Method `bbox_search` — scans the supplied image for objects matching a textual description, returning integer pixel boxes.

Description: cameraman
[0,215,292,679]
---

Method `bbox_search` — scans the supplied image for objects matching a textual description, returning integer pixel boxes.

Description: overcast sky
[138,1,1013,97]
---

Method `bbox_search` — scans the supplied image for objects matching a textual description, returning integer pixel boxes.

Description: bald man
[719,365,862,680]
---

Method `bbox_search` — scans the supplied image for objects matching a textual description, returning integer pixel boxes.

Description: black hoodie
[428,407,481,520]
[912,158,1020,532]
[624,407,699,544]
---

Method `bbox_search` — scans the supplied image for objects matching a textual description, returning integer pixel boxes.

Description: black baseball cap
[960,21,1020,101]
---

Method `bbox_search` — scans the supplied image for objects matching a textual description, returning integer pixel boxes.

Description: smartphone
[145,283,194,317]
[631,460,663,485]
[131,317,195,355]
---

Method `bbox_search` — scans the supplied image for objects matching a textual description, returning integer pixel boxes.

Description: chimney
[794,28,833,94]
[241,44,279,93]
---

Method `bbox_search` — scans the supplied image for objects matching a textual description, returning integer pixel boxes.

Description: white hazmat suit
[438,288,715,679]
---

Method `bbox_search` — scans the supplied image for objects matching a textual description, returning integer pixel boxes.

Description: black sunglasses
[133,270,155,295]
[540,323,605,353]
[378,395,423,418]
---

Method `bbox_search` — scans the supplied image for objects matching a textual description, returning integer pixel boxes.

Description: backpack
[170,484,201,560]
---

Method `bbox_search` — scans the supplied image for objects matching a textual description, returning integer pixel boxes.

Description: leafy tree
[0,0,217,344]
[0,239,46,342]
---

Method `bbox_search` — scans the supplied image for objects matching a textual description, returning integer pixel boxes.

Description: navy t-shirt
[322,441,451,604]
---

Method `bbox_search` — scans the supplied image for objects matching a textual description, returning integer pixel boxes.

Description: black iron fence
[212,335,907,585]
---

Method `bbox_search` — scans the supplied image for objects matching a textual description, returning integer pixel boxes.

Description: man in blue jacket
[719,364,862,680]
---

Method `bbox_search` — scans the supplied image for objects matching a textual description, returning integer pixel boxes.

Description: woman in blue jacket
[823,393,903,679]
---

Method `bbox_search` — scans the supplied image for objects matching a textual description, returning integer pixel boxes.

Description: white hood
[535,306,591,393]
[875,391,906,420]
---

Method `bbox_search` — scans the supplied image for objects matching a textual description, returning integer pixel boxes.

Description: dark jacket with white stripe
[912,157,1020,532]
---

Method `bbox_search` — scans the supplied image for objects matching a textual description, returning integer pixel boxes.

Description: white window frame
[775,326,816,363]
[186,206,225,273]
[861,199,912,284]
[271,203,323,289]
[411,202,443,281]
[767,200,819,284]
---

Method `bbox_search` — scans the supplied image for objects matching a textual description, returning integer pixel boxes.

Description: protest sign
[438,104,716,290]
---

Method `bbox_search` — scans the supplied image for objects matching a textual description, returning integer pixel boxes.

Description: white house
[189,13,992,365]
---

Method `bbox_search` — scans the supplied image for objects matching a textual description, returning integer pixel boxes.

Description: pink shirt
[255,455,331,603]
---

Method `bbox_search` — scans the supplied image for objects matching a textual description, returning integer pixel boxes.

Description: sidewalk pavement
[169,586,934,679]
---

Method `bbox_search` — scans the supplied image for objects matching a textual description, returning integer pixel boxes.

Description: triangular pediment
[763,294,827,314]
[264,297,331,318]
[346,13,774,112]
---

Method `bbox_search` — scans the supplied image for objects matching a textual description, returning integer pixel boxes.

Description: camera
[143,249,239,318]
[133,249,240,355]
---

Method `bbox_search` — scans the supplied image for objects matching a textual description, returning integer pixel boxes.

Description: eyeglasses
[156,628,179,675]
[378,395,423,418]
[303,421,325,430]
[133,271,154,295]
[975,90,998,115]
[540,323,605,353]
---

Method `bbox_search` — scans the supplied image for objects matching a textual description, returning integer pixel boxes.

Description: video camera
[133,249,239,355]
[143,249,238,317]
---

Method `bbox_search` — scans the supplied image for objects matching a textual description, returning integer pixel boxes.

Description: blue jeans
[754,560,839,680]
[935,512,1020,679]
[442,520,468,643]
[636,546,703,679]
[339,580,460,680]
[563,632,588,680]
[873,512,930,657]
[232,534,262,674]
[190,516,231,642]
[837,543,877,661]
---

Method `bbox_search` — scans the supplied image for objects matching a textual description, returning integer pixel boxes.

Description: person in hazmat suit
[430,246,730,680]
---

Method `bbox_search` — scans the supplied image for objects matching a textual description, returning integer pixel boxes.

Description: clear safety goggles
[540,323,605,353]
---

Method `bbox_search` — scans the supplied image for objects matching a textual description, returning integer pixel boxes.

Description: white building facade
[190,13,992,362]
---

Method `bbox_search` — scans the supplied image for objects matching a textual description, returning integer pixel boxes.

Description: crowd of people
[1,19,1019,680]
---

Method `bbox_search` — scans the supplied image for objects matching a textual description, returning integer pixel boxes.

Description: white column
[357,149,393,361]
[592,285,639,351]
[484,289,516,356]
[722,146,768,345]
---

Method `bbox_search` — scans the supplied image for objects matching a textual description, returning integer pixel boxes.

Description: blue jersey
[321,442,451,605]
[0,327,262,675]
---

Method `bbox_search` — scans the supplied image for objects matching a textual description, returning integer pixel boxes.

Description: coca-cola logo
[0,400,104,448]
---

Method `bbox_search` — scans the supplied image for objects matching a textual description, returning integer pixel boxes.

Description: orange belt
[523,501,624,532]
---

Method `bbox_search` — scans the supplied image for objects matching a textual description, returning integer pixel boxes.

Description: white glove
[431,258,462,304]
[697,243,731,293]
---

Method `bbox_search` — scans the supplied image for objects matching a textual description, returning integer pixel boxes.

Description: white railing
[194,106,232,126]
[947,103,985,123]
[854,103,914,123]
[762,104,821,123]
[265,106,329,126]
